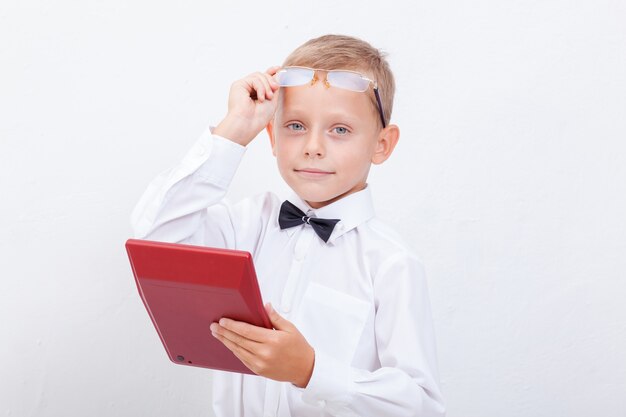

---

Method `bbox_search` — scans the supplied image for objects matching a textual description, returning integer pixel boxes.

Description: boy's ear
[266,120,277,157]
[371,124,400,165]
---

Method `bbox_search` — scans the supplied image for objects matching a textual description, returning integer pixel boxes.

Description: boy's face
[266,70,399,209]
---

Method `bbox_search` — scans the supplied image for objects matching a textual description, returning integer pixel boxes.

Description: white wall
[2,1,625,416]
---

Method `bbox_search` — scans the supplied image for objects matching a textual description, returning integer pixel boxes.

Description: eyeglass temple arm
[373,87,386,128]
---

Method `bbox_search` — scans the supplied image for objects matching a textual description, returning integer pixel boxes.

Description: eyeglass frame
[275,66,387,129]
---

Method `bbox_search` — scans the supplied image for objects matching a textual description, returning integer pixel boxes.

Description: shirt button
[198,145,206,156]
[317,399,326,407]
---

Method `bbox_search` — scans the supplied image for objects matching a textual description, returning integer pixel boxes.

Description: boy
[131,34,445,417]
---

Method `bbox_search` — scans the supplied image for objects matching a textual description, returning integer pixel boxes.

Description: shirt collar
[281,184,376,244]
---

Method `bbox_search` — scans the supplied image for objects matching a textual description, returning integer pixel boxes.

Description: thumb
[265,303,291,331]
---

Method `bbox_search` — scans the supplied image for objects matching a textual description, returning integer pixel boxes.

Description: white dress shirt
[130,125,445,417]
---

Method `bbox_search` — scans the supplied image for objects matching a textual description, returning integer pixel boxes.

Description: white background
[1,1,625,416]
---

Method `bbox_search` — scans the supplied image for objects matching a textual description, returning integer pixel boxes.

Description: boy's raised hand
[213,66,282,147]
[210,303,315,388]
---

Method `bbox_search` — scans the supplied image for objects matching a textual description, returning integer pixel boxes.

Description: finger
[219,318,272,343]
[213,331,265,376]
[266,67,282,90]
[265,65,281,76]
[255,73,274,100]
[212,330,257,366]
[265,66,281,85]
[265,303,293,331]
[245,76,266,102]
[215,332,268,377]
[252,77,266,102]
[232,75,258,101]
[214,323,263,353]
[263,72,280,92]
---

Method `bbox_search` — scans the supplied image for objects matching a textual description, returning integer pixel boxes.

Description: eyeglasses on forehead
[275,66,387,128]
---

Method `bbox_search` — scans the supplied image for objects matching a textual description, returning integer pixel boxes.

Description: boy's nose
[303,131,325,158]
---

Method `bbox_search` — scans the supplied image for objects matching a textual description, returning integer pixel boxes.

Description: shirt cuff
[180,124,247,189]
[299,350,352,411]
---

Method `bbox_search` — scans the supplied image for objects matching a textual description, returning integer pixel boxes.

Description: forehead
[277,82,376,122]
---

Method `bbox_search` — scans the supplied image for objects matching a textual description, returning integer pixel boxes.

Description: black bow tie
[278,200,340,243]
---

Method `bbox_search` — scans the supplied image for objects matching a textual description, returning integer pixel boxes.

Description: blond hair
[282,34,395,128]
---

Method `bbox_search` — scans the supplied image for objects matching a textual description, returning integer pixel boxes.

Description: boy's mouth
[296,168,334,174]
[294,168,335,178]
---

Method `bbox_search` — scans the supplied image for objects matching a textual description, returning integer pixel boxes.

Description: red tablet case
[125,238,272,374]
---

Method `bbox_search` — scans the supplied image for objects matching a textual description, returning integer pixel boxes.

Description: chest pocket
[294,282,370,364]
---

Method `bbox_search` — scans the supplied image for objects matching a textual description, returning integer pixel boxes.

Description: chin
[288,186,334,205]
[296,187,353,209]
[283,177,357,207]
[297,191,335,205]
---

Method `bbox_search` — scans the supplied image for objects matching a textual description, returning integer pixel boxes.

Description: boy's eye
[333,126,349,135]
[287,122,304,131]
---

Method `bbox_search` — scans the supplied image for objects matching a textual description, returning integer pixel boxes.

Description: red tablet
[125,238,271,374]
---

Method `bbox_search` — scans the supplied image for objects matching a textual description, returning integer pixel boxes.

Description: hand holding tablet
[125,239,272,374]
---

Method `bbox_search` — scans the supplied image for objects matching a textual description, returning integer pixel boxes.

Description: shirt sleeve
[129,125,252,249]
[299,252,446,417]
